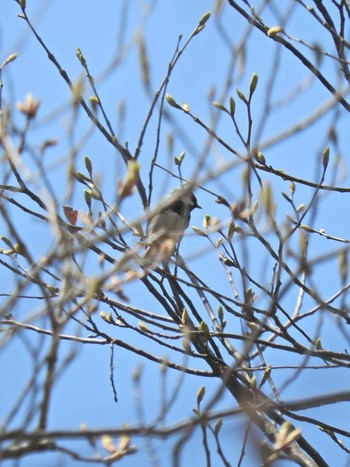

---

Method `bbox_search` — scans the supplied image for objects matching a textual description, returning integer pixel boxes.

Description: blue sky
[1,1,350,466]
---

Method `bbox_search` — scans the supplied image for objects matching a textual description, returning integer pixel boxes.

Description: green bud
[76,48,87,68]
[267,26,283,37]
[315,337,323,350]
[2,53,18,68]
[214,418,223,435]
[75,171,90,182]
[193,24,205,35]
[46,284,58,295]
[119,160,140,198]
[13,243,24,255]
[84,190,92,209]
[257,152,266,164]
[181,308,188,325]
[199,321,210,338]
[322,146,330,170]
[107,312,114,323]
[84,155,92,175]
[212,101,227,112]
[229,96,235,117]
[249,73,258,95]
[203,214,211,229]
[289,181,295,196]
[166,93,180,109]
[89,189,100,200]
[236,87,247,104]
[100,311,108,321]
[138,321,150,333]
[86,277,99,299]
[260,364,272,388]
[300,224,313,233]
[199,11,211,26]
[227,221,235,241]
[197,385,206,405]
[89,95,100,110]
[192,226,207,237]
[217,305,224,321]
[174,151,185,166]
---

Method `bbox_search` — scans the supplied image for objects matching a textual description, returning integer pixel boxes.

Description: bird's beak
[195,200,202,209]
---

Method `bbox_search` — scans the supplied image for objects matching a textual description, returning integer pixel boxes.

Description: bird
[142,186,201,268]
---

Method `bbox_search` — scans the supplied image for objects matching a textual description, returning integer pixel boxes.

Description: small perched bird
[143,186,201,267]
